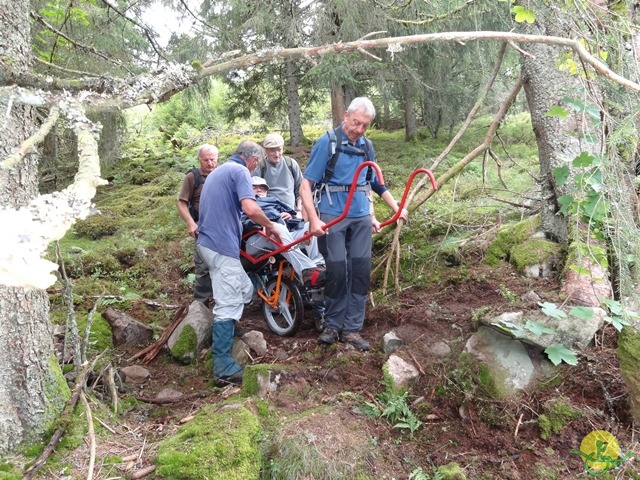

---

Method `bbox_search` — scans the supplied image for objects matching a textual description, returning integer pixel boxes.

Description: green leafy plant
[545,343,578,366]
[363,389,423,437]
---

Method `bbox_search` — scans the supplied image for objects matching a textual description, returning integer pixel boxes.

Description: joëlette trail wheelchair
[240,162,437,337]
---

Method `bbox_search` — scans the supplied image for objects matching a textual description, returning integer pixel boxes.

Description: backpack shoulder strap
[362,136,373,182]
[189,167,203,192]
[321,127,341,185]
[283,156,295,178]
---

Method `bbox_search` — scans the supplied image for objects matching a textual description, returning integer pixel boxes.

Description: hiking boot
[302,267,325,288]
[214,369,244,387]
[234,326,249,338]
[312,314,325,333]
[318,327,339,345]
[340,332,370,351]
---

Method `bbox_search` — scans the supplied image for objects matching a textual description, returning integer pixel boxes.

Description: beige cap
[251,176,269,189]
[263,133,284,148]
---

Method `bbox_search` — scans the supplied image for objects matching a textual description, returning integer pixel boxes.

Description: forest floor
[42,259,640,480]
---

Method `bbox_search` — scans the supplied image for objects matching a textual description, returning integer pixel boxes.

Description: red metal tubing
[379,168,437,229]
[240,163,437,265]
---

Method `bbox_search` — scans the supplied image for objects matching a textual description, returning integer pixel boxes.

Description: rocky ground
[41,262,640,480]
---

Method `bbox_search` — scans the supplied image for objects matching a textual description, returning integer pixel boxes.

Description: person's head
[262,133,285,165]
[342,97,376,143]
[251,176,269,198]
[197,144,218,175]
[235,140,263,173]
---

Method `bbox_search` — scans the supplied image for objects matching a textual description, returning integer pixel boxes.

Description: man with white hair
[177,144,218,304]
[300,97,408,351]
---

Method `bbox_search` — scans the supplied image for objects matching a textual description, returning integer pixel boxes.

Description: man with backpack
[177,144,218,304]
[254,133,303,214]
[300,97,408,351]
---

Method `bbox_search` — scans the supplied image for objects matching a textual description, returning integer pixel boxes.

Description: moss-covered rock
[155,403,262,480]
[241,364,288,397]
[485,216,542,265]
[169,324,198,364]
[510,238,561,274]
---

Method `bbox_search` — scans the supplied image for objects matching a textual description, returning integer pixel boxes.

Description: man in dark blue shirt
[197,141,282,386]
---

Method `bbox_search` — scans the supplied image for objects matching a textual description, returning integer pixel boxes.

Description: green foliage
[511,6,536,23]
[363,384,422,437]
[544,344,578,366]
[0,461,22,480]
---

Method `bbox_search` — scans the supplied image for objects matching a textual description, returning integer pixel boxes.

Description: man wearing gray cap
[254,133,304,214]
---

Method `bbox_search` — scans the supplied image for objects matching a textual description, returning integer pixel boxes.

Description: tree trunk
[284,59,304,146]
[519,4,599,244]
[0,0,70,454]
[403,77,418,141]
[330,83,346,127]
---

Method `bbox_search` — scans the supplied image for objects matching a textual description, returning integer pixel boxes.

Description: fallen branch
[379,43,509,294]
[127,303,189,363]
[131,465,156,479]
[80,391,96,480]
[135,391,211,404]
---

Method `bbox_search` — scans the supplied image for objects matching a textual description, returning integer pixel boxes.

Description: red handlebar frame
[240,162,437,265]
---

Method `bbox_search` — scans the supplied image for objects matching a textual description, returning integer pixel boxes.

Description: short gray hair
[347,97,376,119]
[235,140,263,160]
[197,144,218,159]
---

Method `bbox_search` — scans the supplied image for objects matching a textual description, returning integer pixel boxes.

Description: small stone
[382,331,403,355]
[120,365,151,384]
[430,341,451,358]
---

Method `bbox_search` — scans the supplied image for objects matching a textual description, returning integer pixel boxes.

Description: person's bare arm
[241,198,282,243]
[177,199,199,237]
[380,190,408,221]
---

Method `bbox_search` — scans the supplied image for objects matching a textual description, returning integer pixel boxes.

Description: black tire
[261,276,304,336]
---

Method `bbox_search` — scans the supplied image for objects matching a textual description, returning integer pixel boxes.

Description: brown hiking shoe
[318,327,339,345]
[340,332,370,351]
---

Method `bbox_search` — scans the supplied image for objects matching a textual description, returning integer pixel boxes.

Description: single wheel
[261,276,304,336]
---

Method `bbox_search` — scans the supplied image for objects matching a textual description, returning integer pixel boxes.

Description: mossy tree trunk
[0,0,70,454]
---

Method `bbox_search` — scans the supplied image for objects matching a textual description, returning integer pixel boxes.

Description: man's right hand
[264,222,283,244]
[308,218,326,236]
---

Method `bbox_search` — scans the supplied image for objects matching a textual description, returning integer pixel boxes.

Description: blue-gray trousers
[318,214,372,333]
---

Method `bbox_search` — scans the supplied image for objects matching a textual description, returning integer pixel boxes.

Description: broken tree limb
[127,303,189,363]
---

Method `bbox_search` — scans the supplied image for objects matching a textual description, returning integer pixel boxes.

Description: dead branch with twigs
[377,44,512,294]
[22,352,105,480]
[127,303,189,363]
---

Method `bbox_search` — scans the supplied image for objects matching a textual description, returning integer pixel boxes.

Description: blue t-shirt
[197,155,255,258]
[304,127,386,217]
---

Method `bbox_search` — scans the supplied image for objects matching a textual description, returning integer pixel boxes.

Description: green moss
[510,238,561,273]
[170,324,198,364]
[241,364,288,396]
[155,404,261,480]
[537,400,581,440]
[74,215,119,240]
[436,461,466,479]
[617,327,640,422]
[41,355,71,439]
[77,313,113,353]
[0,461,22,480]
[485,216,542,265]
